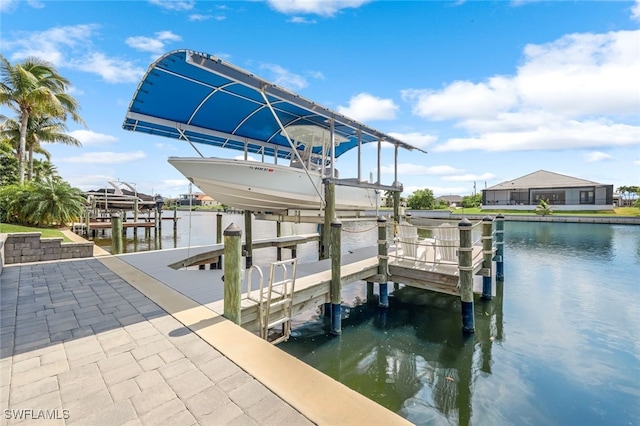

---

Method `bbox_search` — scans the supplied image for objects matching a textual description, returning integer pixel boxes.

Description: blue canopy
[123,50,423,160]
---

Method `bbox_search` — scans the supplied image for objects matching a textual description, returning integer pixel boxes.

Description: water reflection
[282,283,505,425]
[506,221,614,260]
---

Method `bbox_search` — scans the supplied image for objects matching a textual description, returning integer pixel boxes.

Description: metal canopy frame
[123,49,426,190]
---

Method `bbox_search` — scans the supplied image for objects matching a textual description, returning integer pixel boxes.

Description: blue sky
[1,0,639,199]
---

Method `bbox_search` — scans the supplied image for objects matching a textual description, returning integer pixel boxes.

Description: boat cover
[123,50,421,160]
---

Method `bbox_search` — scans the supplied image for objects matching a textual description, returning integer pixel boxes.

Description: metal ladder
[244,258,297,344]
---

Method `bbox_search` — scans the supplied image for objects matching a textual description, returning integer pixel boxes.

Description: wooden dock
[209,243,487,334]
[167,233,320,269]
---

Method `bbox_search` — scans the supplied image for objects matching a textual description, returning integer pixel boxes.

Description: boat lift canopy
[123,50,425,174]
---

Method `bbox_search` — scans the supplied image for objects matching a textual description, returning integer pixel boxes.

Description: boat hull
[168,157,380,212]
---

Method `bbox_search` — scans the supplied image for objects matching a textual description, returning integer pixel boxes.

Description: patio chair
[396,222,419,262]
[432,223,459,265]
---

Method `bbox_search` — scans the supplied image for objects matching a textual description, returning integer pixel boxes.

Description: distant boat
[123,50,425,214]
[85,181,156,211]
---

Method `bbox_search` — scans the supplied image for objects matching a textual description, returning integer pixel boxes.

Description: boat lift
[123,49,427,218]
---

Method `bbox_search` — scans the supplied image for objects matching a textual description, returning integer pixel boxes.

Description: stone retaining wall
[1,232,94,267]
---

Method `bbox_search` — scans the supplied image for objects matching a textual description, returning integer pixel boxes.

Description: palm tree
[0,55,84,184]
[0,114,81,181]
[22,178,86,226]
[32,159,61,183]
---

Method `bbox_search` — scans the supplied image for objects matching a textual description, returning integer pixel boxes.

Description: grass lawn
[0,224,72,242]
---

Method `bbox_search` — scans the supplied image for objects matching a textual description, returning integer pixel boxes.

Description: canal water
[89,212,640,425]
[281,221,640,426]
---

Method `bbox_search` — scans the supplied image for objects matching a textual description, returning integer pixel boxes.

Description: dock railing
[390,219,486,272]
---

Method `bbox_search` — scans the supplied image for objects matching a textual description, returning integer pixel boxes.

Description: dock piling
[321,181,336,260]
[223,223,242,325]
[458,218,474,333]
[276,221,282,261]
[377,216,389,308]
[330,219,342,335]
[482,216,494,300]
[244,211,253,268]
[111,213,123,254]
[495,214,505,281]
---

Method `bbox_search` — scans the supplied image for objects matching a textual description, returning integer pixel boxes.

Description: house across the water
[436,195,463,207]
[178,192,220,207]
[482,170,614,211]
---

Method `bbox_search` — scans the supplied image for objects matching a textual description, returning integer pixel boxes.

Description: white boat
[169,156,379,212]
[123,50,425,214]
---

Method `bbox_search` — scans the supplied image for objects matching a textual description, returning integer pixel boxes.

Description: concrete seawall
[376,210,640,225]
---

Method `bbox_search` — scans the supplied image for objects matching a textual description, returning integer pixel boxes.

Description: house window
[532,190,566,205]
[580,190,594,204]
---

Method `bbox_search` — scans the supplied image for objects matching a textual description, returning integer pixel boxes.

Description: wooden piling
[223,223,242,325]
[495,214,505,280]
[216,213,223,244]
[330,219,342,335]
[321,180,335,260]
[378,216,389,308]
[173,204,178,230]
[482,216,494,300]
[111,213,123,254]
[458,218,474,333]
[276,221,282,261]
[154,208,159,235]
[244,211,253,268]
[85,209,91,238]
[393,190,401,226]
[366,281,375,303]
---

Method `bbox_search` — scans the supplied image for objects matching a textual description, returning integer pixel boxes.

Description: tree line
[0,55,86,227]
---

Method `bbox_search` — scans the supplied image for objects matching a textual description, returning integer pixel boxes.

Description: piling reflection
[281,281,505,425]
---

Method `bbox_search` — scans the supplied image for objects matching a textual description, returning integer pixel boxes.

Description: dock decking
[118,238,490,336]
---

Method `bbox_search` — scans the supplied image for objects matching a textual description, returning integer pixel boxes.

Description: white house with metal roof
[482,170,614,211]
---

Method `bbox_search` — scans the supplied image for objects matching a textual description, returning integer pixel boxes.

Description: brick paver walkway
[0,259,313,425]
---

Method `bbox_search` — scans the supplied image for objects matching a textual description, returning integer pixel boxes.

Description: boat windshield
[283,125,347,176]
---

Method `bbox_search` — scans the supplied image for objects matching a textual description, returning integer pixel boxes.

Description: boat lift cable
[259,89,325,207]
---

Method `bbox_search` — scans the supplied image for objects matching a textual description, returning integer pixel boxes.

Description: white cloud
[403,184,470,198]
[584,151,612,162]
[633,159,640,166]
[434,117,639,152]
[403,76,518,121]
[148,0,194,11]
[338,93,398,122]
[266,0,370,17]
[630,0,640,22]
[380,163,463,175]
[59,151,146,164]
[387,132,437,149]
[0,0,42,13]
[289,16,317,24]
[6,24,97,66]
[126,31,181,56]
[189,14,213,21]
[405,28,640,153]
[67,174,117,191]
[441,173,496,182]
[260,64,308,90]
[67,130,117,146]
[72,52,145,84]
[4,24,144,84]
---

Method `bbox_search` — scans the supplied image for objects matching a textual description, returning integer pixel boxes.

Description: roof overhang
[122,50,425,159]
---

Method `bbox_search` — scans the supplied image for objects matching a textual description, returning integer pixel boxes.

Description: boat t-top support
[259,88,325,207]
